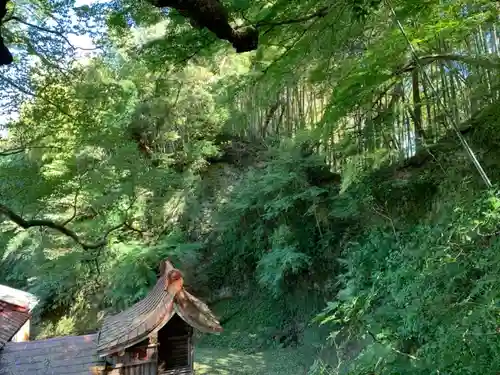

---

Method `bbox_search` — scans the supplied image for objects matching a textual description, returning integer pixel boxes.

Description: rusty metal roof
[0,301,30,350]
[97,259,222,357]
[0,284,39,350]
[0,334,103,375]
[0,284,39,311]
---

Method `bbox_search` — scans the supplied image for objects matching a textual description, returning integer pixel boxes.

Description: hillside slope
[189,104,500,374]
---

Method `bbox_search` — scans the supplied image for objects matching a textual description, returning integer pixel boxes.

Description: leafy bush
[101,230,202,311]
[207,143,358,297]
[316,188,500,374]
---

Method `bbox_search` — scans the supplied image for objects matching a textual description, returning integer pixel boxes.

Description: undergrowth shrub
[101,229,202,311]
[316,188,500,374]
[208,143,360,297]
[1,226,202,337]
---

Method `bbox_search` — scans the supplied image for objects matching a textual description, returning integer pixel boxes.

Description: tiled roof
[0,301,30,350]
[173,289,224,334]
[0,334,103,375]
[97,259,223,357]
[96,262,178,357]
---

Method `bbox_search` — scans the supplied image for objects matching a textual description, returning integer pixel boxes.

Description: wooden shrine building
[0,260,222,375]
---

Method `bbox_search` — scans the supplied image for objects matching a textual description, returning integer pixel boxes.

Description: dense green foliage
[1,0,500,373]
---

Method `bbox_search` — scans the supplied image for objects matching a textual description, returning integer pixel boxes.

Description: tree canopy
[0,0,499,373]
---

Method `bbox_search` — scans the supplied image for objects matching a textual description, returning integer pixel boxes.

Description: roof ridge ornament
[96,259,222,357]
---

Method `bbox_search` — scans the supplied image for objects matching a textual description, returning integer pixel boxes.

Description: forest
[0,0,499,373]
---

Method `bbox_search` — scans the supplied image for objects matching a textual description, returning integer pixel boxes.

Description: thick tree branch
[0,0,13,65]
[0,197,135,250]
[0,0,98,66]
[1,0,330,66]
[149,0,258,53]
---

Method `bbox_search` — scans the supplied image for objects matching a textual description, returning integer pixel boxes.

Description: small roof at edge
[0,284,39,311]
[0,302,31,350]
[0,334,102,375]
